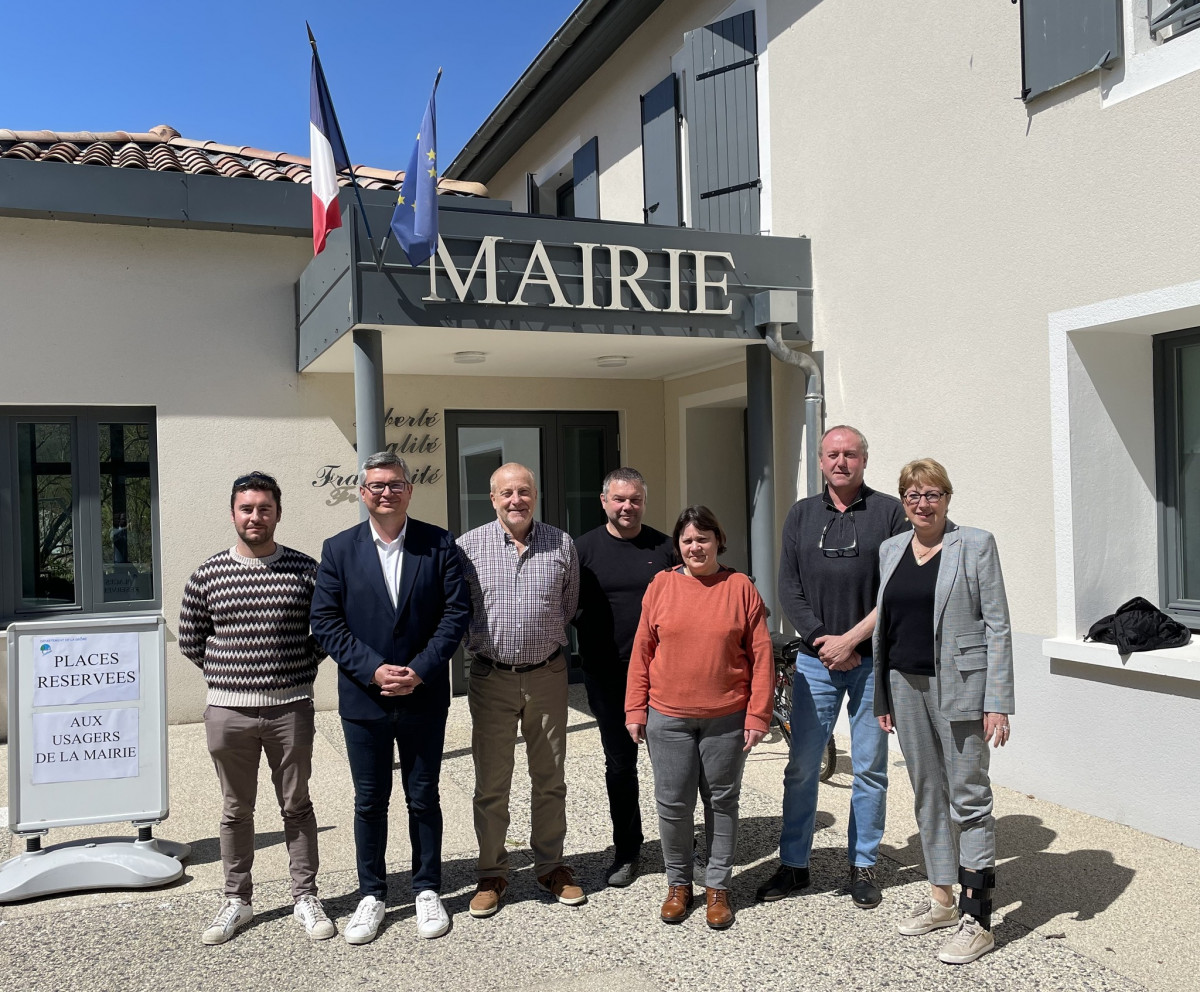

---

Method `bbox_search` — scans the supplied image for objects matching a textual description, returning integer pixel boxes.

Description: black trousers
[583,668,644,862]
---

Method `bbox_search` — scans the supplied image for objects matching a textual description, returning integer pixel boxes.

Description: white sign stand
[1,615,190,902]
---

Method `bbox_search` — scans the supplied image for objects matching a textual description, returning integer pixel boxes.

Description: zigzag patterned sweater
[179,545,326,707]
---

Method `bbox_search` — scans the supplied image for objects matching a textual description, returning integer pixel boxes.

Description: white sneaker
[897,896,960,936]
[414,889,450,939]
[938,914,996,964]
[344,895,386,945]
[294,894,337,940]
[202,897,253,945]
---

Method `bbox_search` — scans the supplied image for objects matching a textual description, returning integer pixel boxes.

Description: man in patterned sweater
[179,471,336,946]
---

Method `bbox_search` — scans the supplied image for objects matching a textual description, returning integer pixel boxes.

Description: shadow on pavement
[880,812,1137,944]
[185,825,337,867]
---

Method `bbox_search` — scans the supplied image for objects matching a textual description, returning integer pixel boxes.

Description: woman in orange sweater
[625,504,774,930]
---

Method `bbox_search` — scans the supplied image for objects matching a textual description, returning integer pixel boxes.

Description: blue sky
[4,1,581,170]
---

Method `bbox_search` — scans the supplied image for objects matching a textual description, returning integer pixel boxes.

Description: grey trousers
[646,707,747,889]
[888,670,995,885]
[204,699,319,902]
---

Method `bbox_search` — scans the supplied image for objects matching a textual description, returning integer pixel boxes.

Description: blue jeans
[341,705,447,898]
[779,652,888,868]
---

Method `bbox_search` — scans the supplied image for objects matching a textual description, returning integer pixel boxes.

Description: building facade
[4,1,1200,848]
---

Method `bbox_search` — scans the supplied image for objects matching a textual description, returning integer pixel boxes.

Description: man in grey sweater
[757,427,908,910]
[179,472,335,946]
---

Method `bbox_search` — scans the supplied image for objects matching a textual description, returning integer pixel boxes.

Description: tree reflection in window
[17,422,76,607]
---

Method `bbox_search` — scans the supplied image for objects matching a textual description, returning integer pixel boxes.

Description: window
[1150,0,1200,41]
[525,137,599,219]
[1,407,160,625]
[1156,329,1200,625]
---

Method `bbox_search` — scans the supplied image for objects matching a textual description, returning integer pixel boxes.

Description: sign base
[0,836,190,903]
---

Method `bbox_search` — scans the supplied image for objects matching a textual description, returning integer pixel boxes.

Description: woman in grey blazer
[873,458,1014,965]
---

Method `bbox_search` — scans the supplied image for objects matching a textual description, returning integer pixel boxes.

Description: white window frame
[1102,1,1200,106]
[1045,280,1200,681]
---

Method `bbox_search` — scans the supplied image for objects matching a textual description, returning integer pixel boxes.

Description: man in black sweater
[573,467,674,887]
[757,426,909,911]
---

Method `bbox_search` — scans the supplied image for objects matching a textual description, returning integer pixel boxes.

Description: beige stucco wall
[0,216,669,731]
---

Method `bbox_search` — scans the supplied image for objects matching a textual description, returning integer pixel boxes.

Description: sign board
[7,615,168,833]
[297,203,814,371]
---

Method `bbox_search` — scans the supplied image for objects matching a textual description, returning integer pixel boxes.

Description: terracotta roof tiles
[0,125,487,197]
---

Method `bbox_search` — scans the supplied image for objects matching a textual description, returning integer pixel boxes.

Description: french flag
[309,54,351,255]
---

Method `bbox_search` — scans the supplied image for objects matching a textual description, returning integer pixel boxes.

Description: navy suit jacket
[310,517,469,719]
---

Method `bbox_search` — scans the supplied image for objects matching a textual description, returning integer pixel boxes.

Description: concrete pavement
[1,685,1193,992]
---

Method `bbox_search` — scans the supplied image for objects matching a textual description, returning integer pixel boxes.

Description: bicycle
[771,633,837,783]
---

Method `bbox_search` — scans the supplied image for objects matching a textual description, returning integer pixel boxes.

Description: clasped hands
[812,631,862,672]
[373,663,423,696]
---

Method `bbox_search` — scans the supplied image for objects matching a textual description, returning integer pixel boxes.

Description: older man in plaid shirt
[457,462,582,918]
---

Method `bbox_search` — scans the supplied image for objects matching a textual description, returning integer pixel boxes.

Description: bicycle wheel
[819,735,837,782]
[772,666,793,744]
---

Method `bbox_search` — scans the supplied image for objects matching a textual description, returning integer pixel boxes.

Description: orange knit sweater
[625,568,774,732]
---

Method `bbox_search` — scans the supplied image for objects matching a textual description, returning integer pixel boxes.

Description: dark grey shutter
[1020,0,1122,100]
[527,173,540,214]
[572,137,600,220]
[641,74,682,227]
[683,11,760,235]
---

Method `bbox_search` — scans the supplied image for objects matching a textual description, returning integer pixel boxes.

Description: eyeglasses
[232,472,277,489]
[819,513,858,558]
[902,491,946,506]
[362,481,411,495]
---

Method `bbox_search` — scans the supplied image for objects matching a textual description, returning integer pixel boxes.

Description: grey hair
[601,467,648,497]
[820,425,869,457]
[361,450,411,482]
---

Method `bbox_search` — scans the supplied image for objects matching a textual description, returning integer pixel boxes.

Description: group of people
[178,424,1013,967]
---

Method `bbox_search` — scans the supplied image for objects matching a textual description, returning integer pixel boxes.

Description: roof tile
[0,125,488,196]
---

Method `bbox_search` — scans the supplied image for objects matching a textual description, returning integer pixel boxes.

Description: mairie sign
[296,204,812,370]
[423,236,736,315]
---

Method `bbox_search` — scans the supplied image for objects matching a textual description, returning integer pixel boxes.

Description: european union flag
[390,77,440,266]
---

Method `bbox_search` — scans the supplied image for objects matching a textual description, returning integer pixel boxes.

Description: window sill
[1042,637,1200,684]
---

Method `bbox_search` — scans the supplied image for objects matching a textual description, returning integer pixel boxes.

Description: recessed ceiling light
[595,355,628,368]
[453,351,487,364]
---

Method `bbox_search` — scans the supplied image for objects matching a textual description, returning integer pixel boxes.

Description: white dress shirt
[370,518,407,609]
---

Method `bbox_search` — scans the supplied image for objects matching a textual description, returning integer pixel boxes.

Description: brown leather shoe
[537,865,587,906]
[705,887,734,930]
[469,876,508,918]
[660,884,694,923]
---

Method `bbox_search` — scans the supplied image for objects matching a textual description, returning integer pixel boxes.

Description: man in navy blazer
[310,451,469,945]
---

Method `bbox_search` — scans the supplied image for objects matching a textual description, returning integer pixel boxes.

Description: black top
[572,524,674,679]
[882,546,941,676]
[777,484,910,656]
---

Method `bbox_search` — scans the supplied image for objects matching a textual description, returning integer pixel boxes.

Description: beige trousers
[467,654,569,879]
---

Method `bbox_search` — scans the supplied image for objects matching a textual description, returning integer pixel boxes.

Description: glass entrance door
[445,410,620,693]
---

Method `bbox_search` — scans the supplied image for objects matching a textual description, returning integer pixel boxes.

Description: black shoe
[606,859,638,887]
[849,866,882,909]
[755,864,810,902]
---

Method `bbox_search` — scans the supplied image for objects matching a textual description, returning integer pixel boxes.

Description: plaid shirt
[457,519,579,668]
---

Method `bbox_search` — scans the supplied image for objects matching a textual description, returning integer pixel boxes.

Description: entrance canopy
[296,201,812,378]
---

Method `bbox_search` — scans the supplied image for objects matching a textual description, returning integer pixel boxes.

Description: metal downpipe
[763,323,824,498]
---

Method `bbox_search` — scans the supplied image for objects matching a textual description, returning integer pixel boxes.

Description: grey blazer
[872,521,1015,721]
